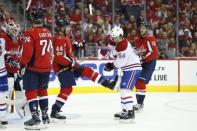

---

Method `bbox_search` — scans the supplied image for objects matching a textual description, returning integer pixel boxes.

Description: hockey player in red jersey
[134,19,159,111]
[103,26,142,121]
[0,21,29,119]
[51,23,118,121]
[20,13,52,130]
[0,21,21,74]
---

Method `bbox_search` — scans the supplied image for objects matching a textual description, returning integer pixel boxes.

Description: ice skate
[134,103,144,113]
[42,109,50,124]
[114,109,126,120]
[0,120,8,129]
[119,110,135,123]
[50,110,66,123]
[24,112,47,130]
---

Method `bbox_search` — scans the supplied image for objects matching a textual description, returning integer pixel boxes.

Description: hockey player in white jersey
[0,38,8,128]
[104,26,142,121]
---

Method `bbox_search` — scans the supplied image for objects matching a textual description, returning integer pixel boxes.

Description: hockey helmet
[110,26,124,38]
[139,19,149,28]
[56,19,68,27]
[55,19,69,35]
[31,9,44,24]
[5,21,20,37]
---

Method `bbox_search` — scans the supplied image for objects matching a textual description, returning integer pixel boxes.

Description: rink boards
[48,59,197,94]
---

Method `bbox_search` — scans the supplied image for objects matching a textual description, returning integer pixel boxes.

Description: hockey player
[104,26,142,121]
[0,37,8,127]
[20,14,53,130]
[134,19,159,111]
[51,23,118,121]
[0,21,29,118]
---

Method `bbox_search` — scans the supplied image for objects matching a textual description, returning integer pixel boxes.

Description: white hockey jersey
[112,38,142,71]
[0,38,7,77]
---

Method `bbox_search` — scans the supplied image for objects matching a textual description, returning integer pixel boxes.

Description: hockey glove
[70,58,84,77]
[73,40,86,51]
[100,48,110,56]
[104,62,115,71]
[4,55,20,68]
[79,40,86,48]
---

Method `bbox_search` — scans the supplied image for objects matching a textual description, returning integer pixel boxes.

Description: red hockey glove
[104,62,115,71]
[100,48,110,56]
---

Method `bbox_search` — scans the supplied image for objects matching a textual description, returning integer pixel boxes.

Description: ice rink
[3,92,197,131]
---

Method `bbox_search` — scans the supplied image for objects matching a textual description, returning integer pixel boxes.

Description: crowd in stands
[1,0,197,58]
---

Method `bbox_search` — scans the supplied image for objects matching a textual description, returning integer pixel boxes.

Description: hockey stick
[10,91,14,113]
[55,55,94,76]
[26,0,32,11]
[114,69,123,92]
[55,57,87,76]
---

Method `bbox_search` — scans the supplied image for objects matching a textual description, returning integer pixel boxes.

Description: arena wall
[48,59,197,94]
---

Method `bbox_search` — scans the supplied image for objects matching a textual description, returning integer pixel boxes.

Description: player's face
[58,27,65,35]
[111,36,120,43]
[10,28,18,37]
[65,26,71,35]
[139,25,147,36]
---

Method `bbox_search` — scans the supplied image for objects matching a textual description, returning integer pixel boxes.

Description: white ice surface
[2,92,197,131]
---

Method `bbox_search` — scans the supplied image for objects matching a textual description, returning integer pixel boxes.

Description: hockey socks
[81,66,99,81]
[37,88,50,124]
[25,90,38,113]
[37,89,48,111]
[135,80,146,104]
[136,94,145,104]
[53,87,73,111]
[51,87,72,120]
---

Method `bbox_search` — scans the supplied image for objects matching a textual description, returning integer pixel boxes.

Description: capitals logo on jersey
[136,45,146,55]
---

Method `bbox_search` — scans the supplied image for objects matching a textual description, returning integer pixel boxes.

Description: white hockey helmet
[5,21,20,37]
[110,26,123,38]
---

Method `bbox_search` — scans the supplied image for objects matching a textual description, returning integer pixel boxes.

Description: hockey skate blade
[119,118,135,124]
[50,118,66,124]
[24,123,48,130]
[114,117,121,120]
[0,125,6,129]
[134,109,144,113]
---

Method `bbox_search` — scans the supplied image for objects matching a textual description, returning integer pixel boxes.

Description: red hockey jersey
[53,35,74,73]
[134,35,159,62]
[0,32,22,73]
[21,27,52,72]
